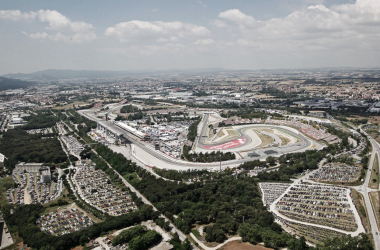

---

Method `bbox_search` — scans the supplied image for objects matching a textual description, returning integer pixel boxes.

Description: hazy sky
[1,0,379,74]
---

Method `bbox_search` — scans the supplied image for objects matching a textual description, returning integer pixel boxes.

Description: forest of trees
[120,104,139,113]
[92,144,325,249]
[153,168,210,182]
[221,109,268,120]
[22,111,59,130]
[0,129,67,171]
[112,226,162,249]
[187,119,200,142]
[182,145,236,162]
[0,77,36,91]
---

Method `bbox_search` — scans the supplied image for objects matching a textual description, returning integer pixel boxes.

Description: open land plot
[278,134,291,145]
[274,183,362,233]
[254,129,274,147]
[54,101,92,110]
[74,165,137,216]
[347,115,380,125]
[309,163,361,183]
[252,94,276,99]
[218,241,272,250]
[213,128,240,142]
[300,85,331,92]
[366,128,380,145]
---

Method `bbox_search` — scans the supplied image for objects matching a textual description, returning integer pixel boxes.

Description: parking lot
[7,173,61,205]
[275,183,358,232]
[259,182,290,207]
[61,135,84,156]
[26,127,54,134]
[309,163,360,183]
[37,205,94,236]
[275,214,346,245]
[73,164,137,216]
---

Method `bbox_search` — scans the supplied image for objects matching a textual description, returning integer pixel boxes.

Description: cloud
[192,38,215,45]
[210,19,229,28]
[218,9,258,28]
[0,9,96,43]
[105,20,210,42]
[215,0,380,51]
[198,0,207,8]
[0,10,37,21]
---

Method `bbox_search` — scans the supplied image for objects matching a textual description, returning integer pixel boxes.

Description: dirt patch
[218,241,272,250]
[352,188,371,234]
[278,134,291,145]
[255,130,273,147]
[70,246,84,250]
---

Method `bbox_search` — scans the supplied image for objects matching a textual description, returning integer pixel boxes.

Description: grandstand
[116,122,150,141]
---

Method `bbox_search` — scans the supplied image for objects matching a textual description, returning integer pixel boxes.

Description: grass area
[43,187,74,208]
[124,172,141,186]
[369,191,380,232]
[255,129,273,147]
[347,115,380,125]
[192,229,201,238]
[214,128,239,141]
[0,177,15,208]
[369,154,379,189]
[208,127,216,139]
[366,127,380,146]
[53,101,92,110]
[223,130,240,141]
[352,189,371,233]
[278,134,291,146]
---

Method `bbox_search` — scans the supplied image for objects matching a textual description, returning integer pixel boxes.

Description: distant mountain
[2,69,134,81]
[2,68,235,81]
[0,77,36,91]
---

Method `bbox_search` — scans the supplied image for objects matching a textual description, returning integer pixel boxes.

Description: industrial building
[13,162,51,182]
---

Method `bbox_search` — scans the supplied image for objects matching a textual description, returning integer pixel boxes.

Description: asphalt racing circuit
[79,109,323,171]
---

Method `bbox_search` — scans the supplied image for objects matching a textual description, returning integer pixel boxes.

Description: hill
[0,77,36,91]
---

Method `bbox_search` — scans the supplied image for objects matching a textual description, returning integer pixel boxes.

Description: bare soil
[218,241,273,250]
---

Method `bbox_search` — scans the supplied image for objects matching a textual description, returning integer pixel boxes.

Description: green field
[0,177,15,208]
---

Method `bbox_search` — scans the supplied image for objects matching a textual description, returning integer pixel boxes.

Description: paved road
[357,138,380,249]
[79,109,316,170]
[190,234,241,250]
[270,159,366,239]
[70,122,198,248]
[353,125,380,249]
[91,149,198,248]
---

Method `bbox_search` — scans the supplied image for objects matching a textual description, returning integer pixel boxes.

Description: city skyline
[1,0,379,75]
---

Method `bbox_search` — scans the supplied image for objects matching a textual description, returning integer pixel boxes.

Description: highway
[355,126,380,249]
